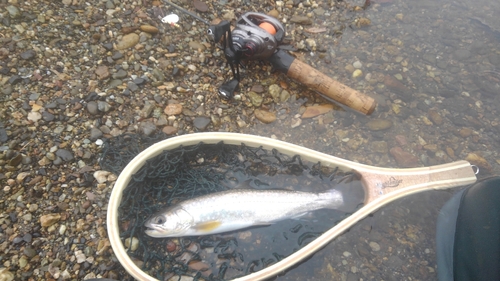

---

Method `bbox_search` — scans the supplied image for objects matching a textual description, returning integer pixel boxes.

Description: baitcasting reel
[208,13,285,99]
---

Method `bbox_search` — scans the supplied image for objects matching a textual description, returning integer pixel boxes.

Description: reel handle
[269,50,376,115]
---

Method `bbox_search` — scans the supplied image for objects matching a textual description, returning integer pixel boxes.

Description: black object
[436,176,500,281]
[207,13,285,99]
[218,78,239,100]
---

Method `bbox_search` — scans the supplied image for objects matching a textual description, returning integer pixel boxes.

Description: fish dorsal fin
[194,220,222,232]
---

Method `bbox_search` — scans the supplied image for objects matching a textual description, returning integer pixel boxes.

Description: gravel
[1,0,499,280]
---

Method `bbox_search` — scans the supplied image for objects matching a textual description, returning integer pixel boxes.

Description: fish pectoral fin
[193,220,222,232]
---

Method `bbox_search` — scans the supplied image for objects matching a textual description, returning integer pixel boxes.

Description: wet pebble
[290,15,312,25]
[115,33,140,50]
[162,126,178,135]
[465,153,492,173]
[125,237,139,251]
[248,91,263,107]
[140,25,159,34]
[369,241,381,251]
[254,109,276,124]
[365,119,393,131]
[40,214,61,227]
[27,112,42,122]
[93,170,111,184]
[95,65,110,80]
[428,109,443,125]
[301,104,334,118]
[384,75,412,101]
[390,147,420,167]
[164,103,183,115]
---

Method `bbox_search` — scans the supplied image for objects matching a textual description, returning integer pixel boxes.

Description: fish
[144,188,345,238]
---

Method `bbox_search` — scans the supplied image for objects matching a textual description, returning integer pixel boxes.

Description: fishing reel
[208,12,285,99]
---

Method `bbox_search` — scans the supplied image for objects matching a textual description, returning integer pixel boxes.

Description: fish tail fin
[318,188,345,209]
[329,180,366,213]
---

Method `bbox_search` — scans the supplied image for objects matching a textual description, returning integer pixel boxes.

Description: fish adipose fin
[194,220,222,232]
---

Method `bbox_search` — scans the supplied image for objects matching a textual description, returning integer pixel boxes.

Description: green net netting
[99,133,363,281]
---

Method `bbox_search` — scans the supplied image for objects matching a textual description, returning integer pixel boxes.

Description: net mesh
[99,133,360,281]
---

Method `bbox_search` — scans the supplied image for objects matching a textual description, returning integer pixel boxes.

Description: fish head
[144,207,194,238]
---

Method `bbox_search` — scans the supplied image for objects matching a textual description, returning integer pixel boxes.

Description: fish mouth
[144,224,177,238]
[145,228,167,238]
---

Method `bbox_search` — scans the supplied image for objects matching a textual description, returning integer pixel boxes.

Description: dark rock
[42,111,55,121]
[53,157,63,165]
[29,92,40,100]
[87,101,98,115]
[23,233,32,243]
[0,128,8,142]
[90,128,103,140]
[0,67,10,75]
[127,82,139,92]
[111,51,123,60]
[9,212,17,222]
[9,153,23,166]
[13,236,24,244]
[8,75,22,85]
[133,77,146,85]
[45,102,58,109]
[112,69,127,79]
[193,116,211,130]
[102,43,113,51]
[55,149,74,161]
[20,50,36,60]
[140,121,156,136]
[97,101,111,112]
[24,247,36,258]
[172,67,180,76]
[85,92,99,102]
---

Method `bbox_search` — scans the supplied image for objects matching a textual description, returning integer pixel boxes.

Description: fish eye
[153,216,166,224]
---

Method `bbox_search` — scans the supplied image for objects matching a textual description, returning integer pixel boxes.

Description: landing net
[100,133,360,281]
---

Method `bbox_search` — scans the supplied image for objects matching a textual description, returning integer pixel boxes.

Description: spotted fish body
[144,188,344,238]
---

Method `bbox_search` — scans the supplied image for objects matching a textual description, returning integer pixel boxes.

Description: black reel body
[208,12,285,99]
[231,12,285,60]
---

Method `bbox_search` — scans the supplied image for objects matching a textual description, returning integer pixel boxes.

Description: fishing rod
[163,0,376,115]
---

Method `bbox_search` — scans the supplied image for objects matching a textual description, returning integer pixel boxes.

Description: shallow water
[241,0,500,280]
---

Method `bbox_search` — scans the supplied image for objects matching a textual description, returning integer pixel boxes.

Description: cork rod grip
[287,59,376,115]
